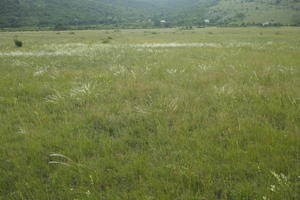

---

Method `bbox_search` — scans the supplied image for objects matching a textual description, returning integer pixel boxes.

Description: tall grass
[0,27,299,200]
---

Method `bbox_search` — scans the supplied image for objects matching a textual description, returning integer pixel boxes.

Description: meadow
[0,27,299,200]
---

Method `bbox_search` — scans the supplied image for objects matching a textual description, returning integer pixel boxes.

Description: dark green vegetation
[13,39,23,47]
[0,0,300,29]
[0,27,299,199]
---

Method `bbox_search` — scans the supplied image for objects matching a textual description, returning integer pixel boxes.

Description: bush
[101,36,113,43]
[102,38,110,44]
[54,24,67,31]
[235,13,246,19]
[14,39,23,47]
[179,26,193,30]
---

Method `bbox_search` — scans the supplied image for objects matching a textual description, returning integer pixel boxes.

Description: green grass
[0,27,299,200]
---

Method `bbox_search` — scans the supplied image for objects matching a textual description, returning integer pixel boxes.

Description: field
[0,27,299,200]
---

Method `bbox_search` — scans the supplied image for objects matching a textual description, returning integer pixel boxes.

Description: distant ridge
[0,0,299,28]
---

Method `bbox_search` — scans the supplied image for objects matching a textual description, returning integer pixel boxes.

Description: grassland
[0,27,299,200]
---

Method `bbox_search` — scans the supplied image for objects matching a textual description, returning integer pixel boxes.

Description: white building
[204,19,210,23]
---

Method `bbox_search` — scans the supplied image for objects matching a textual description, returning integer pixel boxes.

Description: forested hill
[0,0,299,28]
[208,0,300,26]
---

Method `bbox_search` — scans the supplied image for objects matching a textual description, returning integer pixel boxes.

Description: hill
[0,0,299,28]
[207,0,300,26]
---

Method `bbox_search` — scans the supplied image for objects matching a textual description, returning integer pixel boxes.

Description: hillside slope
[207,0,300,25]
[0,0,155,28]
[0,0,299,28]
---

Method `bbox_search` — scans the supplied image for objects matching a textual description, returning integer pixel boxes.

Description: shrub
[14,39,23,47]
[235,13,246,19]
[101,36,113,43]
[102,38,110,44]
[179,26,193,30]
[54,24,67,31]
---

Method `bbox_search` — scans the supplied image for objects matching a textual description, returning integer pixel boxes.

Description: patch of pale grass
[44,91,64,104]
[48,153,74,167]
[70,83,91,96]
[0,42,275,57]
